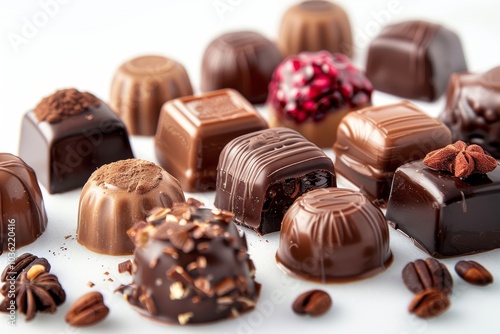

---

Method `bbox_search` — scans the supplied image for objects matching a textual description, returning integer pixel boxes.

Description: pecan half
[402,258,453,295]
[65,292,109,327]
[455,260,493,286]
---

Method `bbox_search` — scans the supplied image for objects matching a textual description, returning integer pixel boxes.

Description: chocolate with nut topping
[118,200,260,325]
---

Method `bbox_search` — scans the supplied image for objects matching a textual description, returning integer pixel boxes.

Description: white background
[1,0,500,333]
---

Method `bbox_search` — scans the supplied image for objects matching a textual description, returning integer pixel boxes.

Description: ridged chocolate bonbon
[19,89,134,194]
[276,188,392,282]
[366,20,467,101]
[155,89,268,192]
[77,159,185,255]
[439,66,500,158]
[0,154,48,254]
[110,55,193,136]
[214,128,336,235]
[333,101,451,206]
[278,1,353,57]
[201,31,283,104]
[386,160,500,257]
[118,200,260,325]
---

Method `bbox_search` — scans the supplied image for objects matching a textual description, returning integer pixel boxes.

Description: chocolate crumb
[104,272,109,276]
[87,281,95,288]
[34,88,100,123]
[64,235,72,240]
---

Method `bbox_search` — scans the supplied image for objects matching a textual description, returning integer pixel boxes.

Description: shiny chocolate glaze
[276,188,392,282]
[0,153,47,254]
[333,101,451,206]
[201,31,283,104]
[214,128,336,235]
[77,159,185,255]
[387,160,500,257]
[19,99,134,194]
[366,20,467,101]
[439,66,500,158]
[110,55,193,136]
[155,89,268,192]
[119,203,260,325]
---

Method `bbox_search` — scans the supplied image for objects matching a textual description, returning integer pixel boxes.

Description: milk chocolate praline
[110,55,193,136]
[118,200,260,325]
[276,188,392,282]
[0,153,48,254]
[439,66,500,158]
[278,1,353,57]
[77,159,185,255]
[201,31,283,104]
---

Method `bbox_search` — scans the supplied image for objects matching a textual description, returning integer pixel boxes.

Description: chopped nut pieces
[455,260,494,286]
[292,290,332,316]
[65,292,109,327]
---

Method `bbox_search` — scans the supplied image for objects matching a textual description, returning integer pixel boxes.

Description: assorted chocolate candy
[333,101,452,205]
[19,89,135,194]
[214,128,336,235]
[77,159,185,255]
[366,20,468,101]
[110,55,193,136]
[439,66,500,158]
[155,89,268,192]
[276,188,392,282]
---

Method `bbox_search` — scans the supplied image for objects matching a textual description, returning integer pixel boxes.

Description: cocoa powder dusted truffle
[276,188,392,282]
[19,88,134,194]
[110,55,193,136]
[0,154,48,254]
[267,51,372,148]
[77,159,185,255]
[118,200,260,325]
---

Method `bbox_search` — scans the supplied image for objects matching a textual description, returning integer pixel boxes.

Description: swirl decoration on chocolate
[276,188,392,282]
[34,88,100,123]
[0,155,47,253]
[423,140,498,178]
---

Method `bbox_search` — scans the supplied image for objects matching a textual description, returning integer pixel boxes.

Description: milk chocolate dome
[276,188,392,282]
[119,200,260,325]
[77,159,185,255]
[110,55,193,136]
[278,1,354,58]
[201,31,283,104]
[0,153,48,254]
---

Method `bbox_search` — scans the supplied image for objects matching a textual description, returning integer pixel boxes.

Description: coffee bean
[292,289,332,316]
[408,288,450,318]
[455,260,493,286]
[402,258,453,295]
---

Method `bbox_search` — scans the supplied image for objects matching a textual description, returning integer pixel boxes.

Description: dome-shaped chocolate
[278,1,353,58]
[201,31,283,104]
[110,55,193,136]
[276,188,392,282]
[0,153,47,254]
[118,200,260,325]
[77,159,185,255]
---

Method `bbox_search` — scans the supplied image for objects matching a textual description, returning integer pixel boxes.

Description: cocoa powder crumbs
[34,88,101,123]
[91,159,163,194]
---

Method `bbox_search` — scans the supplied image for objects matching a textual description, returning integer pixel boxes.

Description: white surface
[1,0,500,333]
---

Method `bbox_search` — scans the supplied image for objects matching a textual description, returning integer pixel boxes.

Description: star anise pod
[0,271,66,321]
[423,141,498,178]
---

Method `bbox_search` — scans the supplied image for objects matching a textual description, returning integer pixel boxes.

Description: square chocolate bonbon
[154,89,268,192]
[18,89,134,194]
[214,127,336,235]
[386,160,500,257]
[333,101,451,205]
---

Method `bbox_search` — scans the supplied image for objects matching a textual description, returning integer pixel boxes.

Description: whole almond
[292,290,332,316]
[408,288,450,318]
[65,291,109,327]
[455,260,493,286]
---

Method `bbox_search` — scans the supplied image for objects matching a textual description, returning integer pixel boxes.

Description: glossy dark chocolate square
[333,101,451,205]
[19,102,134,194]
[387,160,500,257]
[366,20,467,101]
[154,89,268,192]
[214,127,336,235]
